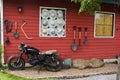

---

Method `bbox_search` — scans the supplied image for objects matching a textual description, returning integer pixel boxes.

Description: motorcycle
[7,42,63,72]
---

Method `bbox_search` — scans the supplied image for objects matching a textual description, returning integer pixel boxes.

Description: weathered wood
[116,56,120,80]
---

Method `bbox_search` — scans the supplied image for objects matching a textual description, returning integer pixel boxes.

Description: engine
[38,54,45,61]
[28,54,45,66]
[28,56,39,66]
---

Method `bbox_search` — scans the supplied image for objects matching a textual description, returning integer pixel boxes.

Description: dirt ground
[8,63,118,79]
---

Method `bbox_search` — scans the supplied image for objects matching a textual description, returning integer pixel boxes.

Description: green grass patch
[0,72,33,80]
[0,66,56,80]
[0,71,57,80]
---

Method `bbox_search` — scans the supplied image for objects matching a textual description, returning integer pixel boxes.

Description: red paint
[3,0,120,63]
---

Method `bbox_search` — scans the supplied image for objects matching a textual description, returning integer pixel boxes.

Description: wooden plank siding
[3,0,120,63]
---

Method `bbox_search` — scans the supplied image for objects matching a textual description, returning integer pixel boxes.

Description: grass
[0,72,33,80]
[0,66,57,80]
[0,71,56,80]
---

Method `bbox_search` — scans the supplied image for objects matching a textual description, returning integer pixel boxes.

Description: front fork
[16,52,24,63]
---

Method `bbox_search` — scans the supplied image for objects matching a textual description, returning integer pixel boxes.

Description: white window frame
[39,6,66,38]
[94,11,115,38]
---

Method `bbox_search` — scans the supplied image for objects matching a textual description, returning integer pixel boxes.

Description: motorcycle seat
[41,50,57,54]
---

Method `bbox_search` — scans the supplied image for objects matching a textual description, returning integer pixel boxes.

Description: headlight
[18,45,22,50]
[24,44,27,47]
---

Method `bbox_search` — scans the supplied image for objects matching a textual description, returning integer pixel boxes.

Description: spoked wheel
[46,56,63,72]
[8,56,25,70]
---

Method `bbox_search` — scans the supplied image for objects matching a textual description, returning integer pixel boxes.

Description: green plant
[71,0,101,15]
[0,71,57,80]
[71,0,120,15]
[0,72,34,80]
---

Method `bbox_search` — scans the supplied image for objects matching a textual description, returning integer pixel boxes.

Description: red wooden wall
[3,0,120,63]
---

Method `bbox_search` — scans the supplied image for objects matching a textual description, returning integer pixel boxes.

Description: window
[94,11,115,38]
[39,7,66,37]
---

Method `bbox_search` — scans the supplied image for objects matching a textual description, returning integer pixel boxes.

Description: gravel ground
[60,74,116,80]
[8,63,118,79]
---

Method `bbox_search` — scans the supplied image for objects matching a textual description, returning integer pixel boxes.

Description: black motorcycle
[7,42,63,72]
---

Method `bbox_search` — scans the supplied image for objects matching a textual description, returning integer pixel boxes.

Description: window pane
[103,26,113,36]
[95,13,104,25]
[96,25,104,36]
[104,14,113,25]
[94,12,114,38]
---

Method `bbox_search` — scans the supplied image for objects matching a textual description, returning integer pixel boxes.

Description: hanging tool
[78,27,82,46]
[14,21,19,38]
[5,37,10,45]
[4,20,12,33]
[20,21,33,40]
[71,26,77,51]
[84,27,88,45]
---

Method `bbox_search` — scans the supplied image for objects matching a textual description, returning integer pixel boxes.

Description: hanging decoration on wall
[40,7,66,37]
[5,37,10,45]
[13,21,19,39]
[4,20,12,34]
[18,6,23,13]
[21,21,33,40]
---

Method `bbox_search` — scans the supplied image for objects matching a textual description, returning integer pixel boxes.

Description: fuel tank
[26,47,39,55]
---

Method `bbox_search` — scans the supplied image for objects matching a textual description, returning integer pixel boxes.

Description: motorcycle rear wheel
[46,56,62,72]
[7,56,25,70]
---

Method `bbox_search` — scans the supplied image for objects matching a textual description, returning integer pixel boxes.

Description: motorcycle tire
[7,56,25,70]
[46,56,63,72]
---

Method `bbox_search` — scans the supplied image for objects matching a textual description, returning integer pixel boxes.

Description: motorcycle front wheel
[7,56,25,70]
[46,56,63,72]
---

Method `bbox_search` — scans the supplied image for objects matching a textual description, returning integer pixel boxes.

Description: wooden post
[116,56,120,80]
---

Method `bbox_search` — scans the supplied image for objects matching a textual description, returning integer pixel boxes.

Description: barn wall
[3,0,120,63]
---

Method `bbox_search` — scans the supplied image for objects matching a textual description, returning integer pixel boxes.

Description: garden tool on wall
[78,27,82,47]
[84,27,88,45]
[20,21,33,40]
[4,20,12,33]
[71,26,77,51]
[5,37,10,45]
[14,21,19,38]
